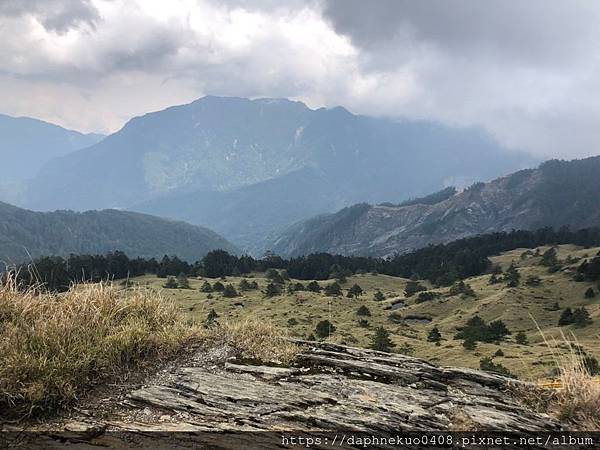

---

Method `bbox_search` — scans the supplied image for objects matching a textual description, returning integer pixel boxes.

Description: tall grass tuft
[532,318,600,430]
[0,275,197,417]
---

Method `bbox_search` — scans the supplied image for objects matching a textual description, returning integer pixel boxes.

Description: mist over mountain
[0,113,104,204]
[0,201,237,264]
[23,96,533,252]
[271,156,600,258]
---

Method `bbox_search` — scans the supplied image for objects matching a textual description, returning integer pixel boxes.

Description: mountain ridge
[270,156,600,257]
[0,201,238,264]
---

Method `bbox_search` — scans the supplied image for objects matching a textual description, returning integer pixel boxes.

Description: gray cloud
[0,0,100,32]
[0,0,599,158]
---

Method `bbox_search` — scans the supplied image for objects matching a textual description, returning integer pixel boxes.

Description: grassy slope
[130,244,600,380]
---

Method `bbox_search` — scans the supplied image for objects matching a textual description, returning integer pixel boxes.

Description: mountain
[0,201,237,264]
[270,156,600,257]
[0,113,104,204]
[24,96,533,251]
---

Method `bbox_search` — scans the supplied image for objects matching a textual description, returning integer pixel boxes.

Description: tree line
[5,226,600,291]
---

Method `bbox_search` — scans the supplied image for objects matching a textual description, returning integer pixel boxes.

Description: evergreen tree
[205,309,219,326]
[572,307,593,327]
[370,327,395,353]
[315,320,335,339]
[397,342,415,356]
[463,337,477,350]
[307,281,322,292]
[404,280,426,297]
[525,275,542,286]
[324,282,342,296]
[347,283,363,298]
[479,357,512,377]
[504,262,520,287]
[427,327,442,344]
[264,282,281,297]
[373,290,385,301]
[558,307,574,326]
[515,331,528,345]
[356,305,371,316]
[177,273,191,289]
[238,279,252,291]
[200,281,213,292]
[584,287,596,299]
[222,284,238,298]
[212,281,225,292]
[163,276,178,289]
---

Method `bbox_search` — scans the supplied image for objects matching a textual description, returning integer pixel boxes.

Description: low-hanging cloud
[1,0,599,158]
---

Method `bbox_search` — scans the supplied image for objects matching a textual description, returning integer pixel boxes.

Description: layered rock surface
[4,341,559,449]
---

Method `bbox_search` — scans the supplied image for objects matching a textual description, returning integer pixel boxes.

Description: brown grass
[0,276,197,417]
[203,318,300,365]
[534,322,600,429]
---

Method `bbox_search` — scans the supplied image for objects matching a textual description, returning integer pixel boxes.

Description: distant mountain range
[0,201,237,264]
[270,156,600,257]
[0,113,104,204]
[20,96,534,253]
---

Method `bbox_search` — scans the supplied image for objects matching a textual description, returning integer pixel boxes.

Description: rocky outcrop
[4,341,559,449]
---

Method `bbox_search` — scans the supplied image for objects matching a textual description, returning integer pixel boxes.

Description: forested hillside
[0,202,237,264]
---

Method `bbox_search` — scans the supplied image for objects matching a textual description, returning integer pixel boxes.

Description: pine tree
[324,282,342,296]
[347,284,363,298]
[212,281,225,292]
[200,281,213,292]
[205,309,218,326]
[515,331,528,345]
[315,320,335,339]
[307,281,322,292]
[177,273,191,289]
[585,287,596,299]
[373,290,385,301]
[572,307,593,327]
[356,305,371,316]
[222,284,238,298]
[264,282,281,297]
[558,307,574,326]
[163,276,178,289]
[463,337,477,350]
[427,327,442,344]
[504,262,520,287]
[370,327,395,353]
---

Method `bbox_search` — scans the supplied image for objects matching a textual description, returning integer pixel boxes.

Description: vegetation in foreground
[0,276,298,419]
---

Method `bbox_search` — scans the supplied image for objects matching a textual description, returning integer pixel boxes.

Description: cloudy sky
[2,0,600,158]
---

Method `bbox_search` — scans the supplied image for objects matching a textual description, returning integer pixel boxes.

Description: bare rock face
[5,342,559,449]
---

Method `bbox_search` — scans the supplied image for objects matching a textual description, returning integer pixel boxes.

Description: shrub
[347,283,363,298]
[358,319,369,328]
[324,282,342,297]
[584,288,596,299]
[397,342,415,356]
[371,327,395,353]
[315,320,336,339]
[356,305,371,316]
[177,273,191,289]
[494,349,505,357]
[449,280,476,297]
[427,327,442,344]
[504,262,520,287]
[200,281,213,292]
[205,309,219,326]
[163,276,179,289]
[463,337,477,350]
[307,281,322,292]
[264,283,281,297]
[222,284,238,298]
[515,331,529,345]
[373,290,385,301]
[573,307,593,328]
[416,291,439,303]
[455,315,510,343]
[479,357,513,377]
[212,281,225,292]
[265,268,285,284]
[404,280,426,297]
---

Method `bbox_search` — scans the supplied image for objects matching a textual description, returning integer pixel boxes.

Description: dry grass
[0,276,198,417]
[546,341,600,429]
[203,318,300,365]
[534,324,600,429]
